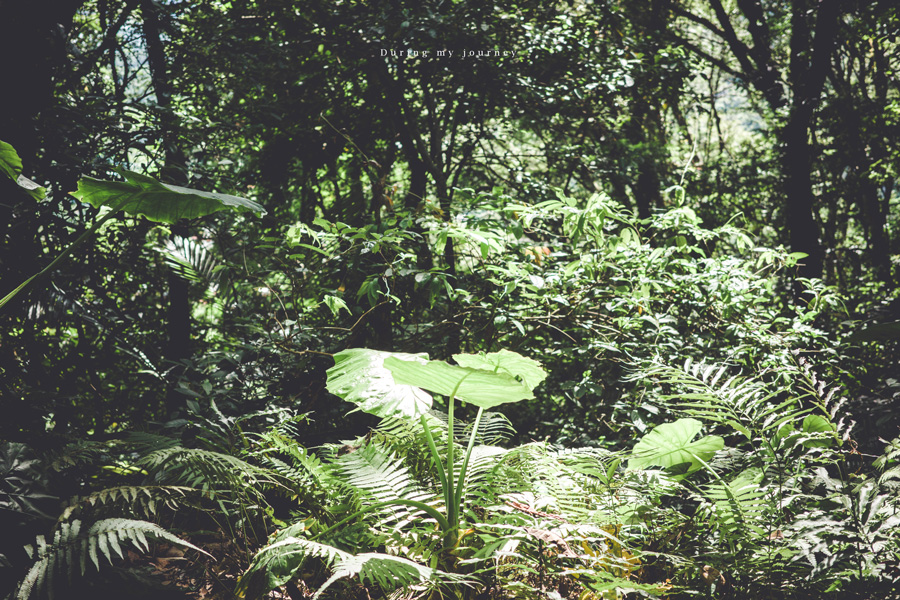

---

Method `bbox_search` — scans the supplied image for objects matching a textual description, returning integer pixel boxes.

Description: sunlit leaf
[326,349,433,419]
[0,140,46,200]
[71,169,265,224]
[384,356,533,409]
[628,418,723,473]
[452,349,547,390]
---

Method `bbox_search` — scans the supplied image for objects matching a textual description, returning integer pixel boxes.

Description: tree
[670,0,841,280]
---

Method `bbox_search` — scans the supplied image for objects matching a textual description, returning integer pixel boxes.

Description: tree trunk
[142,0,191,414]
[780,115,823,279]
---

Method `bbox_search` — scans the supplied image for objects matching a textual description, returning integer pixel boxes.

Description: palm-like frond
[155,235,220,285]
[16,519,207,600]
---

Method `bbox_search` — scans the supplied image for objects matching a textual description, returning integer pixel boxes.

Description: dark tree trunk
[780,0,839,280]
[142,0,191,413]
[624,0,669,220]
[673,0,839,285]
[780,117,823,279]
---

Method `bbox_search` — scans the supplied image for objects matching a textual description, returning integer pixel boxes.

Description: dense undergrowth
[2,144,900,599]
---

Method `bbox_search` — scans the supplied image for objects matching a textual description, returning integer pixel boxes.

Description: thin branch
[670,34,743,78]
[66,0,142,87]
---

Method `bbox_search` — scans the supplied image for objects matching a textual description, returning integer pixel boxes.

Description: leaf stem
[421,415,448,498]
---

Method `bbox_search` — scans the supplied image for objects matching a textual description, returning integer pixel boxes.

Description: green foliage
[4,1,900,598]
[0,140,45,201]
[239,348,669,599]
[71,170,266,224]
[628,418,724,475]
[15,518,207,600]
[0,151,264,312]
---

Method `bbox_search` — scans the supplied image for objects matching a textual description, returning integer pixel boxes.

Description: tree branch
[706,0,759,80]
[65,0,141,87]
[670,34,743,78]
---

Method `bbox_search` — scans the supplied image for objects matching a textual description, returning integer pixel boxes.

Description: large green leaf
[326,349,433,419]
[452,349,547,390]
[384,356,533,409]
[0,140,46,201]
[628,418,723,473]
[800,414,837,448]
[70,169,265,223]
[0,139,20,182]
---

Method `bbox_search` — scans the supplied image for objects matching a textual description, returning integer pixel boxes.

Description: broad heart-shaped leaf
[628,418,723,473]
[0,140,46,201]
[800,414,837,448]
[384,356,533,409]
[71,169,265,224]
[326,349,433,419]
[452,349,547,390]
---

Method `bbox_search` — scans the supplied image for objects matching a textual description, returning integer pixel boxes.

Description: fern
[238,538,470,599]
[633,359,811,440]
[316,552,471,600]
[138,445,274,497]
[487,443,618,524]
[15,518,208,600]
[331,443,437,530]
[701,467,768,535]
[59,485,195,521]
[237,537,351,598]
[250,431,337,513]
[875,435,900,490]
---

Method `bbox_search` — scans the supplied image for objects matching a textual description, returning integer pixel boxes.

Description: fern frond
[250,432,339,516]
[461,445,508,495]
[59,485,195,521]
[315,552,471,600]
[464,411,516,446]
[237,537,351,598]
[331,443,436,530]
[47,440,113,472]
[16,519,208,600]
[632,359,807,438]
[138,446,275,497]
[701,467,768,533]
[488,443,614,524]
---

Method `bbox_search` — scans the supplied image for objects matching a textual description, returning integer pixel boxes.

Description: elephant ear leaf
[452,349,547,390]
[71,169,265,223]
[326,349,434,420]
[384,356,534,409]
[629,418,723,475]
[0,140,46,201]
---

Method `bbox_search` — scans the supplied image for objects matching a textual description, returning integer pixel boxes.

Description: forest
[1,0,900,598]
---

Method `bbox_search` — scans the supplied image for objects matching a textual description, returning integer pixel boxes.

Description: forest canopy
[1,1,900,599]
